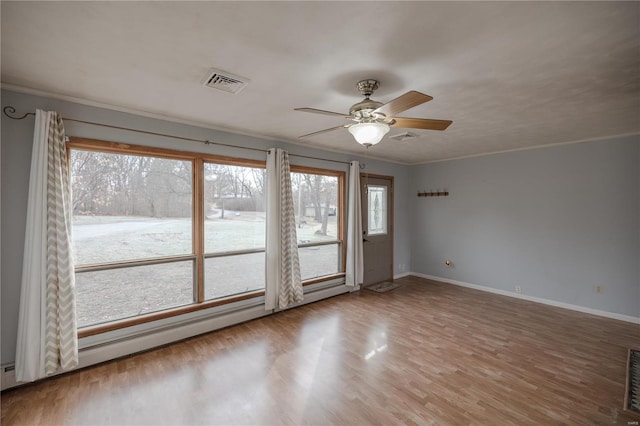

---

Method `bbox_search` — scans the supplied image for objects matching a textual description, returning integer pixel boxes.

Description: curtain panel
[265,148,303,310]
[345,161,364,288]
[16,110,78,382]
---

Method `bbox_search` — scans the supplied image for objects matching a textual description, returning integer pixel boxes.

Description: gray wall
[410,136,640,318]
[0,89,411,364]
[3,88,637,367]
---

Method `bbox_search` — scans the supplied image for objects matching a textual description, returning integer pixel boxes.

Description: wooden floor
[2,276,639,425]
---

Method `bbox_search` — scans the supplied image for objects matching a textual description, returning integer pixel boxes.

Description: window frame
[68,138,346,337]
[289,165,347,285]
[201,160,268,301]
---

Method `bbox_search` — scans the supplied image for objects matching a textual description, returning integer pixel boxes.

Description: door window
[367,185,387,235]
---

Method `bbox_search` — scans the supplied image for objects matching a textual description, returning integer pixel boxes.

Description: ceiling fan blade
[299,124,349,138]
[391,117,452,131]
[294,108,349,118]
[373,91,433,117]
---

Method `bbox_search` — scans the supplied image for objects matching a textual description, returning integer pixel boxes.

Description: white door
[361,175,393,286]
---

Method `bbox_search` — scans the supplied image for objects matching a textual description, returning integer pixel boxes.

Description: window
[203,163,266,300]
[70,149,195,327]
[290,167,345,282]
[367,185,387,236]
[68,139,346,335]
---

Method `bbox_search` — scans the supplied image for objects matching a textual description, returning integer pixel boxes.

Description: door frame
[360,173,394,283]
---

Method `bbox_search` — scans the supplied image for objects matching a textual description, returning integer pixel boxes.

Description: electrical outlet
[515,285,522,294]
[595,285,603,294]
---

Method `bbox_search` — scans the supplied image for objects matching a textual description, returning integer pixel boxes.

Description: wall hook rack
[417,190,449,197]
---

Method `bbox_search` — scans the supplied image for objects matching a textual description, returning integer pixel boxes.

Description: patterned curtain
[16,110,78,382]
[345,161,364,287]
[265,148,303,310]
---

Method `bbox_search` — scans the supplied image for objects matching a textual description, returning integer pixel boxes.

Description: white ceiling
[2,1,639,164]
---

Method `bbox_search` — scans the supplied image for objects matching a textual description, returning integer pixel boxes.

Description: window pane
[299,243,340,281]
[367,185,387,236]
[204,163,265,253]
[290,173,339,244]
[76,261,194,327]
[70,150,192,265]
[204,253,265,300]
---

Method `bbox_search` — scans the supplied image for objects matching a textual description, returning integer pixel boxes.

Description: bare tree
[304,174,324,222]
[70,151,269,220]
[320,189,331,235]
[70,151,114,214]
[70,151,192,218]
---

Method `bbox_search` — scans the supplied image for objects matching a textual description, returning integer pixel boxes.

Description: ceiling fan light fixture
[348,122,390,147]
[295,79,450,144]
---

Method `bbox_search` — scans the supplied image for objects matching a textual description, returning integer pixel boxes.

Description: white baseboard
[393,272,412,280]
[409,273,640,324]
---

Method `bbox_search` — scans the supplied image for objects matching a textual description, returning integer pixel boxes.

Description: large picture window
[68,138,345,335]
[70,149,194,327]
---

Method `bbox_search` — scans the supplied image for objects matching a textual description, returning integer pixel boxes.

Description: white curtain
[16,110,78,382]
[345,161,364,288]
[265,148,303,310]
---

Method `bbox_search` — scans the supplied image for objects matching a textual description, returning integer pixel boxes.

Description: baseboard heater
[1,281,349,391]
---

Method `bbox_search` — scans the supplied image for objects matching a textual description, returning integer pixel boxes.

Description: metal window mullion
[204,247,266,259]
[297,240,341,249]
[74,254,197,274]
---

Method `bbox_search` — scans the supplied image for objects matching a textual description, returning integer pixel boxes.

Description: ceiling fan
[295,79,452,147]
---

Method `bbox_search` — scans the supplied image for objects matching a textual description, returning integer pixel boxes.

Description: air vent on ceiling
[202,68,250,94]
[390,132,419,142]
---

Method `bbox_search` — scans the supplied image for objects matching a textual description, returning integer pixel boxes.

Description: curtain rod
[3,106,354,166]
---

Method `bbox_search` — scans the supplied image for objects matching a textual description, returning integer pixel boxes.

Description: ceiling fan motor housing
[349,98,385,119]
[351,79,387,121]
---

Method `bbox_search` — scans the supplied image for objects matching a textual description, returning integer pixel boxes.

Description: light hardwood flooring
[2,276,639,425]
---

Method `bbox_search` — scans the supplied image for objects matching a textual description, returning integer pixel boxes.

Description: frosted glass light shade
[348,122,390,146]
